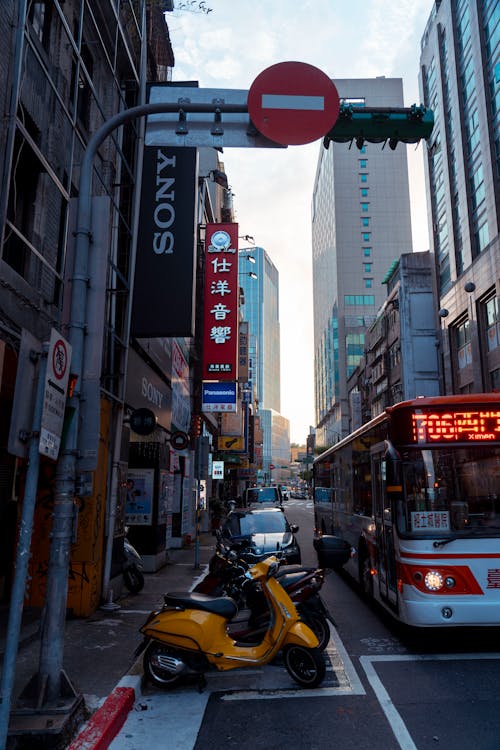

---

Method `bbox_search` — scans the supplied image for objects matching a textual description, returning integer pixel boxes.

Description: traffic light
[190,414,202,438]
[323,104,434,150]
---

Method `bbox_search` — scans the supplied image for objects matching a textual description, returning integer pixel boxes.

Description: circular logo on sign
[171,431,189,451]
[209,230,231,251]
[52,339,68,380]
[129,408,157,436]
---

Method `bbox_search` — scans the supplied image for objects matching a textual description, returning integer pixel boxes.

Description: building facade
[419,0,499,395]
[312,78,414,446]
[0,2,230,614]
[347,252,441,430]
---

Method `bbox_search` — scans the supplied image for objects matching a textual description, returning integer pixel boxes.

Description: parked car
[244,486,283,508]
[219,507,301,564]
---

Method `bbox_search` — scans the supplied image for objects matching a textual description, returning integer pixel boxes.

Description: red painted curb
[69,686,135,750]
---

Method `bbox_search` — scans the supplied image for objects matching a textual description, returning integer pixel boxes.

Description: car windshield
[246,488,279,503]
[398,446,500,537]
[225,512,287,536]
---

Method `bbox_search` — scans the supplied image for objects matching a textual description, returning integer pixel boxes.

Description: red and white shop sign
[202,223,239,381]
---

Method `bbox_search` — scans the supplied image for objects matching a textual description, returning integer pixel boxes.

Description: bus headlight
[424,570,444,591]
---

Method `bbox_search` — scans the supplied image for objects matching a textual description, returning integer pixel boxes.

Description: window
[345,295,375,305]
[361,202,369,211]
[359,159,367,168]
[364,263,372,272]
[470,163,485,210]
[360,188,368,197]
[360,174,368,183]
[475,220,489,254]
[362,233,370,242]
[456,318,472,369]
[485,296,500,351]
[363,247,371,257]
[362,217,370,227]
[365,279,373,288]
[28,1,52,49]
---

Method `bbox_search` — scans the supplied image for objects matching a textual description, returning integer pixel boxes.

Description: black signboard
[131,145,198,337]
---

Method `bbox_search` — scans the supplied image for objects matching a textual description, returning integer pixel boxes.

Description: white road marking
[360,653,500,750]
[261,94,325,111]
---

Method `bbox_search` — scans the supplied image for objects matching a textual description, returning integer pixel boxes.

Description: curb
[68,676,141,750]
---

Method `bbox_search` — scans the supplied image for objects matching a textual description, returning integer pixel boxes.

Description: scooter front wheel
[300,611,330,651]
[143,643,184,688]
[123,566,144,594]
[282,645,325,688]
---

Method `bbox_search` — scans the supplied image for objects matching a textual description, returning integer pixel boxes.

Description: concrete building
[419,0,499,393]
[347,252,441,430]
[312,78,413,446]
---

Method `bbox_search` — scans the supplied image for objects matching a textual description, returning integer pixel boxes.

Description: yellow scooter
[137,555,326,689]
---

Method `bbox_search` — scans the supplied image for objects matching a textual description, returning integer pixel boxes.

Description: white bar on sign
[261,94,325,111]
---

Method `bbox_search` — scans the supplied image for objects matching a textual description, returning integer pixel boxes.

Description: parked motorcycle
[123,532,145,593]
[195,542,334,651]
[136,554,326,689]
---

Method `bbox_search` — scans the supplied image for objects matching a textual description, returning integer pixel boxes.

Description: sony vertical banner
[131,145,198,337]
[202,223,239,381]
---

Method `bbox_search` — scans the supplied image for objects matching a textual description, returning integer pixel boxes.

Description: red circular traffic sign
[52,339,68,380]
[248,61,340,146]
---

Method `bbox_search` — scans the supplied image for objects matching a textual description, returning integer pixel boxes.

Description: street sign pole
[0,346,46,748]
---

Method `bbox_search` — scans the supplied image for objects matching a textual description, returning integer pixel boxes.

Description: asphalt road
[110,500,500,750]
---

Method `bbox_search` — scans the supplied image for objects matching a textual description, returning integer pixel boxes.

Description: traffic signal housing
[323,104,434,150]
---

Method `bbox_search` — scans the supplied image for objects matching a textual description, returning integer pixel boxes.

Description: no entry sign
[248,61,340,145]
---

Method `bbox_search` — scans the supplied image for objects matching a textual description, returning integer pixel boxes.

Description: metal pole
[0,346,46,745]
[37,99,248,703]
[194,437,202,569]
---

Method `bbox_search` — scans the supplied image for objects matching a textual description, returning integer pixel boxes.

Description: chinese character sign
[202,223,239,380]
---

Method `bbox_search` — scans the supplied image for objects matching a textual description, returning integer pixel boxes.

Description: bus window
[398,447,500,536]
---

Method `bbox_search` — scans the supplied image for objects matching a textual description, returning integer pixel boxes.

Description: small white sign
[411,511,450,532]
[39,329,72,460]
[212,460,224,480]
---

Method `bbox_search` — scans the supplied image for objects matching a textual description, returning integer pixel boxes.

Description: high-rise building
[419,0,500,393]
[311,78,413,445]
[239,246,281,412]
[239,246,289,481]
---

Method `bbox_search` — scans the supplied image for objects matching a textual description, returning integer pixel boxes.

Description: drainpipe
[100,0,148,607]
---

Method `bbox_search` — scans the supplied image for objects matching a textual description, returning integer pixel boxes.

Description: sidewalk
[1,533,216,750]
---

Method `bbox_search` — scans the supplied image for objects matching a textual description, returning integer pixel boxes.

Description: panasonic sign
[202,381,237,413]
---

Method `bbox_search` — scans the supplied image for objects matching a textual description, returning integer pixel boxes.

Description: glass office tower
[239,247,289,481]
[419,0,500,394]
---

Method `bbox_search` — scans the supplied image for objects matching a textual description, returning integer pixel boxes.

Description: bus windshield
[398,446,500,537]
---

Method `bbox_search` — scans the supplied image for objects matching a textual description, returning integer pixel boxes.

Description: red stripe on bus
[400,553,500,560]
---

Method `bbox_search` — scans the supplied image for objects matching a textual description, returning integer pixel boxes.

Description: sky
[166,0,435,443]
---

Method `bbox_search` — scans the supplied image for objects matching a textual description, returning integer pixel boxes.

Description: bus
[313,394,500,627]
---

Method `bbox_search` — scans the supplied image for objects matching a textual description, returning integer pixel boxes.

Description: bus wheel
[359,550,373,597]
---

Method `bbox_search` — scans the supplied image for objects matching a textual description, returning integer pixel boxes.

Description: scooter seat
[275,565,315,577]
[164,591,238,620]
[277,570,317,588]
